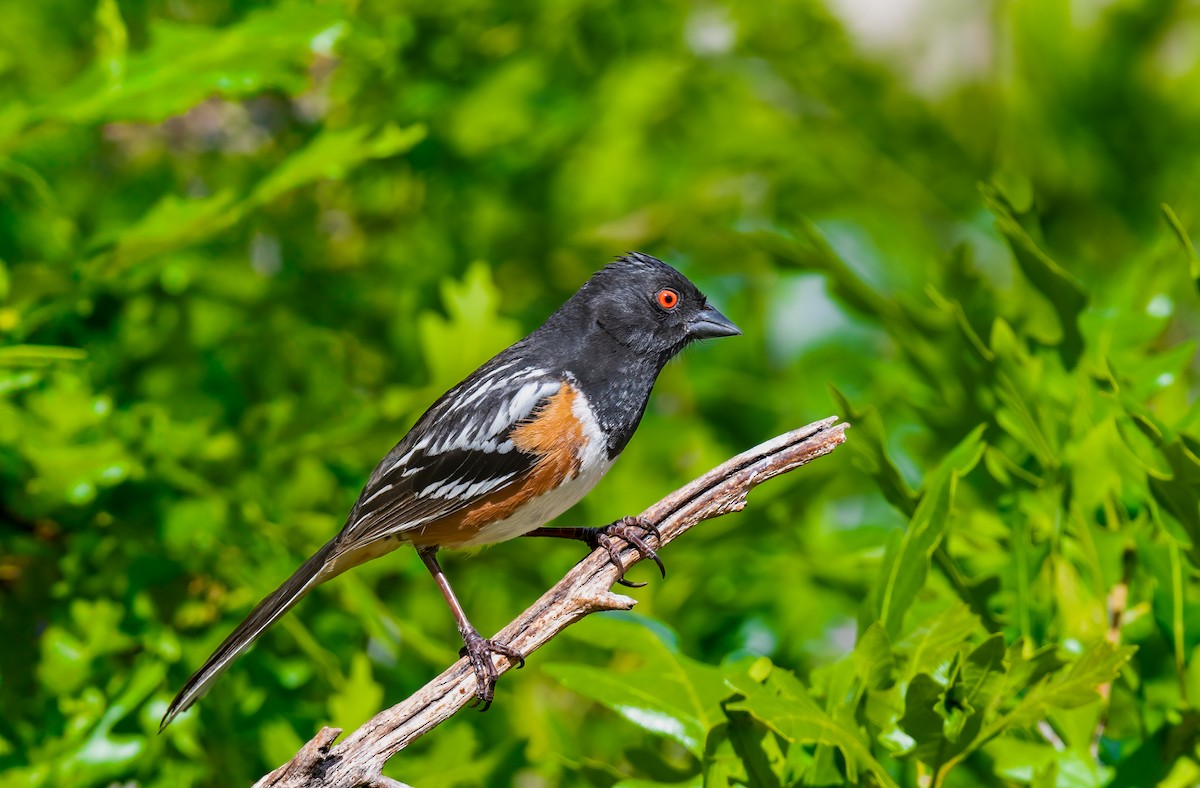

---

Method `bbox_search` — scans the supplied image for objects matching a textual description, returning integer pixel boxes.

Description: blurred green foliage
[3,0,1200,785]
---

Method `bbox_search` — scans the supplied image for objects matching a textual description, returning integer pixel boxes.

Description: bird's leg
[523,515,665,588]
[416,546,524,711]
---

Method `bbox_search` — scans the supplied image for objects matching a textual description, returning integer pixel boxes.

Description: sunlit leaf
[419,262,524,387]
[327,653,383,732]
[831,386,917,516]
[543,616,727,758]
[852,621,896,691]
[38,3,343,124]
[897,635,1005,770]
[722,712,785,788]
[868,426,986,637]
[252,123,427,205]
[1162,203,1200,295]
[996,641,1134,732]
[0,344,87,366]
[726,666,899,788]
[981,184,1087,367]
[105,190,241,269]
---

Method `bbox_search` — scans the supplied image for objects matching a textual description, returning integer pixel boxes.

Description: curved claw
[619,530,666,579]
[459,631,525,711]
[594,515,667,585]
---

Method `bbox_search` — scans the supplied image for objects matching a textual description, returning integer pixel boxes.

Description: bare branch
[254,417,850,787]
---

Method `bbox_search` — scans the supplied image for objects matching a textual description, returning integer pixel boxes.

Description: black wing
[338,361,563,548]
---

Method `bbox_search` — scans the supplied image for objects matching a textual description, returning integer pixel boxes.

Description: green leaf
[896,603,980,683]
[0,344,87,366]
[327,653,383,732]
[98,123,423,272]
[24,438,133,506]
[830,386,917,517]
[105,190,241,269]
[397,724,515,785]
[852,621,896,691]
[543,616,727,758]
[998,641,1134,731]
[27,658,163,785]
[755,222,904,325]
[726,666,899,788]
[987,319,1059,470]
[930,640,1130,777]
[943,635,1006,742]
[897,636,1005,771]
[251,123,427,205]
[986,739,1101,787]
[1002,639,1067,698]
[38,2,344,124]
[162,497,228,558]
[93,0,128,83]
[704,722,749,788]
[419,263,524,387]
[897,673,950,766]
[614,779,701,788]
[1162,203,1200,295]
[981,183,1088,367]
[722,711,785,788]
[868,426,986,637]
[1148,438,1200,565]
[546,664,714,757]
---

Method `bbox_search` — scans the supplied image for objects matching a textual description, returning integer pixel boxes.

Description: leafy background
[2,0,1199,785]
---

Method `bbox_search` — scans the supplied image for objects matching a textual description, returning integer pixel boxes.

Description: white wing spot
[463,472,518,498]
[453,377,495,412]
[417,471,519,501]
[388,447,417,474]
[362,483,394,505]
[417,480,444,498]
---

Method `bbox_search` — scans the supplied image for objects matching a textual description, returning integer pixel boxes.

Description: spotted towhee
[160,252,740,729]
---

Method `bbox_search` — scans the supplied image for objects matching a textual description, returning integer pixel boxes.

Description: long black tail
[159,538,338,731]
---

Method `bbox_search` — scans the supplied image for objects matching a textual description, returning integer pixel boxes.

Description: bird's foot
[590,515,665,588]
[458,629,525,711]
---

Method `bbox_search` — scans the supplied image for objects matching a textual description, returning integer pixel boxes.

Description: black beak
[687,304,741,339]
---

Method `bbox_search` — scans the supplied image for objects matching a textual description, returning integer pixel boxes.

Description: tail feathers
[159,539,338,732]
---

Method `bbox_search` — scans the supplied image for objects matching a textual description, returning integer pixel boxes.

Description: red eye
[656,288,680,310]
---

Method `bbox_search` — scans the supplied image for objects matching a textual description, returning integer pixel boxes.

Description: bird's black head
[558,252,740,363]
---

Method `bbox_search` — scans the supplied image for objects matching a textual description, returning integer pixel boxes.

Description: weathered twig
[255,417,850,787]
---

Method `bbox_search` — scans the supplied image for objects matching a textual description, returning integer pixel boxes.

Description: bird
[160,252,740,730]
